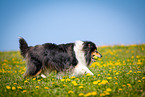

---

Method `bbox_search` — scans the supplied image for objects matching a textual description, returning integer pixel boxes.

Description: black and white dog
[19,37,102,79]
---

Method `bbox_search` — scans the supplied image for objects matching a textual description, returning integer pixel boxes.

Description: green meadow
[0,44,145,97]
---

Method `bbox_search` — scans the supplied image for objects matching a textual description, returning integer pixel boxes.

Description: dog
[19,37,102,79]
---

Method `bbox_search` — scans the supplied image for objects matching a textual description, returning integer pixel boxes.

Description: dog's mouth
[92,57,96,62]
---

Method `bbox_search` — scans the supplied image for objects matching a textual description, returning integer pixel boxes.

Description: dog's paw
[41,74,46,78]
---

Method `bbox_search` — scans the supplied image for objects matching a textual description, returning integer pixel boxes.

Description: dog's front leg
[71,65,94,77]
[85,68,94,75]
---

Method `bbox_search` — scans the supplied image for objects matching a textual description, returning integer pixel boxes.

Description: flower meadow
[0,44,145,97]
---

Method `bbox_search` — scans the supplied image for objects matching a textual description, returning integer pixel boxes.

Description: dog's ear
[88,43,95,49]
[88,43,91,48]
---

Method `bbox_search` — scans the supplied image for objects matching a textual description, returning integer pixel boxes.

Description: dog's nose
[99,54,102,58]
[97,53,102,58]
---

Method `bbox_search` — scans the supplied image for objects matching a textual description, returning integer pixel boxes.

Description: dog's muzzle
[92,50,102,62]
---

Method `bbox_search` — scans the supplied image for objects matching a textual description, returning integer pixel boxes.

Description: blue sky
[0,0,145,51]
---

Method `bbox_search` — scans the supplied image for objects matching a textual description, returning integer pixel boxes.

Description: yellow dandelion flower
[86,73,91,76]
[71,76,76,79]
[79,86,83,89]
[105,92,110,95]
[63,84,67,87]
[79,93,84,96]
[107,77,112,79]
[142,77,145,79]
[66,78,71,82]
[2,63,6,66]
[119,88,122,91]
[93,81,98,85]
[44,87,49,89]
[23,90,27,93]
[84,92,91,97]
[13,83,17,85]
[75,78,80,80]
[122,85,126,87]
[68,90,74,94]
[36,86,39,89]
[73,83,78,86]
[100,93,105,96]
[107,74,110,76]
[138,80,141,82]
[24,80,28,83]
[72,81,76,84]
[115,82,118,84]
[129,70,132,72]
[0,70,2,73]
[137,71,141,73]
[113,70,116,72]
[97,74,100,76]
[93,80,101,85]
[61,79,65,82]
[116,72,119,75]
[51,82,55,84]
[33,78,36,80]
[6,86,11,89]
[12,87,16,90]
[91,91,97,95]
[106,88,112,92]
[17,86,22,89]
[127,84,131,87]
[98,83,101,85]
[4,59,8,62]
[101,80,108,85]
[21,72,24,74]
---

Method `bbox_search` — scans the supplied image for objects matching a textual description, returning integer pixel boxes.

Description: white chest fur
[74,40,87,66]
[72,40,94,77]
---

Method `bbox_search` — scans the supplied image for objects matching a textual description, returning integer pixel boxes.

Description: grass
[0,44,145,97]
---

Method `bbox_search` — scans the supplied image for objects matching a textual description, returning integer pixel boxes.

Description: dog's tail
[19,37,29,58]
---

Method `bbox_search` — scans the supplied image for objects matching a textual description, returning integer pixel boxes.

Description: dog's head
[83,41,102,63]
[91,49,102,62]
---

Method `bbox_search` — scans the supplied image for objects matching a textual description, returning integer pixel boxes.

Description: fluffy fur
[19,37,102,79]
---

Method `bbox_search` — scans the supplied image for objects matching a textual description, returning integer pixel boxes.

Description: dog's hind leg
[33,69,42,77]
[23,59,42,79]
